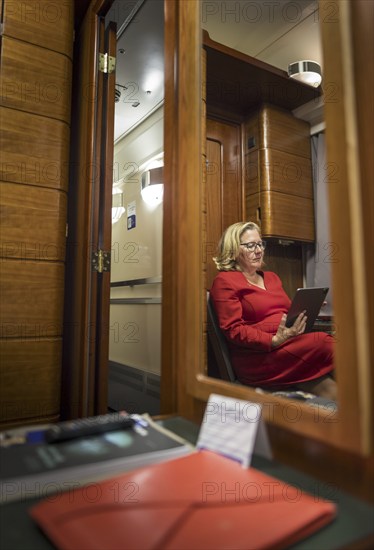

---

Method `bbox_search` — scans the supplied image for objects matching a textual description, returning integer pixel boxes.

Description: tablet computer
[286,287,329,333]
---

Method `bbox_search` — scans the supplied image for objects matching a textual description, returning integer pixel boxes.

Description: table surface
[0,416,373,550]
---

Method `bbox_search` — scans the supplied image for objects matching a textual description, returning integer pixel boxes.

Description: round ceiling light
[288,60,322,87]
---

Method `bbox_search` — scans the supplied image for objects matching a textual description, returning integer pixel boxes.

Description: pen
[130,414,149,428]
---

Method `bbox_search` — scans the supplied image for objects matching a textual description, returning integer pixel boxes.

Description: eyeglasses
[240,240,266,251]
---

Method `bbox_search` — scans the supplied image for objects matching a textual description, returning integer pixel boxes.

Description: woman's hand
[271,312,307,348]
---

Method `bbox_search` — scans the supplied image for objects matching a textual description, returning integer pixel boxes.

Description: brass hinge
[92,249,111,273]
[99,52,116,74]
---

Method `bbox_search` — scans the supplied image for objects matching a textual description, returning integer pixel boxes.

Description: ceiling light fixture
[288,60,322,87]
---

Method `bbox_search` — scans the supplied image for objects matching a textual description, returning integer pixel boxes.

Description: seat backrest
[207,295,237,382]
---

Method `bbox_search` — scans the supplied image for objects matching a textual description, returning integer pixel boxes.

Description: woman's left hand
[271,312,307,348]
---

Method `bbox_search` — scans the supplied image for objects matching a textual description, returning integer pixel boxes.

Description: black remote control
[44,411,134,443]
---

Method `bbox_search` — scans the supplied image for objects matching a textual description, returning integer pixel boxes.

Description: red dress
[210,271,334,388]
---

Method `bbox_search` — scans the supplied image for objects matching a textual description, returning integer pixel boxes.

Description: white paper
[197,394,272,468]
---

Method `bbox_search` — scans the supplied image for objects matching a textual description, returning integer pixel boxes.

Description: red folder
[30,450,336,550]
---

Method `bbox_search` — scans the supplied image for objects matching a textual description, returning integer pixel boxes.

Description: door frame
[61,0,116,419]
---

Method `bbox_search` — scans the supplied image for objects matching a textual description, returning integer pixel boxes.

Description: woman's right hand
[271,312,307,348]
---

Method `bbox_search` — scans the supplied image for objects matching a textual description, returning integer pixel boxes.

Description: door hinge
[99,52,116,74]
[92,249,111,273]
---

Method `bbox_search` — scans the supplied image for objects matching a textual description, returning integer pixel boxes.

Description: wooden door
[61,3,116,420]
[205,119,243,290]
[93,21,117,413]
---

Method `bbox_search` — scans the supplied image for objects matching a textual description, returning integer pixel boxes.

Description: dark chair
[207,294,238,383]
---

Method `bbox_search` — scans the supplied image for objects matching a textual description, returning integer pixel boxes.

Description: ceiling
[108,0,322,142]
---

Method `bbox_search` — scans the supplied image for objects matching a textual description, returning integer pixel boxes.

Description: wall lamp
[115,83,128,103]
[141,166,164,206]
[112,187,125,223]
[288,60,322,87]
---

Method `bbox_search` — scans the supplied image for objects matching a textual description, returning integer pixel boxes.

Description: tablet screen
[286,287,329,333]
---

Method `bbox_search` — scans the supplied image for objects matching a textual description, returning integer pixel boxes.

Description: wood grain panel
[60,0,100,420]
[1,36,72,122]
[351,0,374,424]
[207,119,242,229]
[245,150,259,194]
[0,106,69,190]
[244,116,259,152]
[206,139,222,290]
[320,0,372,454]
[247,191,315,241]
[245,191,261,226]
[263,241,303,299]
[244,104,314,240]
[201,49,207,159]
[0,338,62,424]
[201,99,207,159]
[0,182,67,261]
[0,260,64,338]
[259,148,313,198]
[2,0,74,58]
[259,104,311,157]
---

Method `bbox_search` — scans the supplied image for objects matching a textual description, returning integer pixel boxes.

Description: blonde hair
[213,221,262,271]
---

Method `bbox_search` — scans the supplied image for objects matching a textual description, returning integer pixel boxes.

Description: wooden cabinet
[203,32,319,244]
[244,104,315,241]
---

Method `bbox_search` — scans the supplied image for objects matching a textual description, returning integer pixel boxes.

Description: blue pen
[130,414,149,428]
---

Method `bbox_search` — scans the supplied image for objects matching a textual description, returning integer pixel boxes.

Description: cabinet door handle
[257,207,261,222]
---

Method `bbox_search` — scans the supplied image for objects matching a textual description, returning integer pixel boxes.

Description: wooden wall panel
[0,261,64,338]
[247,191,315,241]
[0,0,73,427]
[2,0,74,58]
[351,0,374,431]
[205,119,243,289]
[1,36,72,122]
[0,107,70,190]
[260,104,311,157]
[205,139,222,290]
[207,119,242,230]
[0,338,62,424]
[259,149,313,198]
[263,242,303,299]
[0,182,67,262]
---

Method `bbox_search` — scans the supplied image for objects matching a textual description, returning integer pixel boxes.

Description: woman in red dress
[210,221,337,400]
